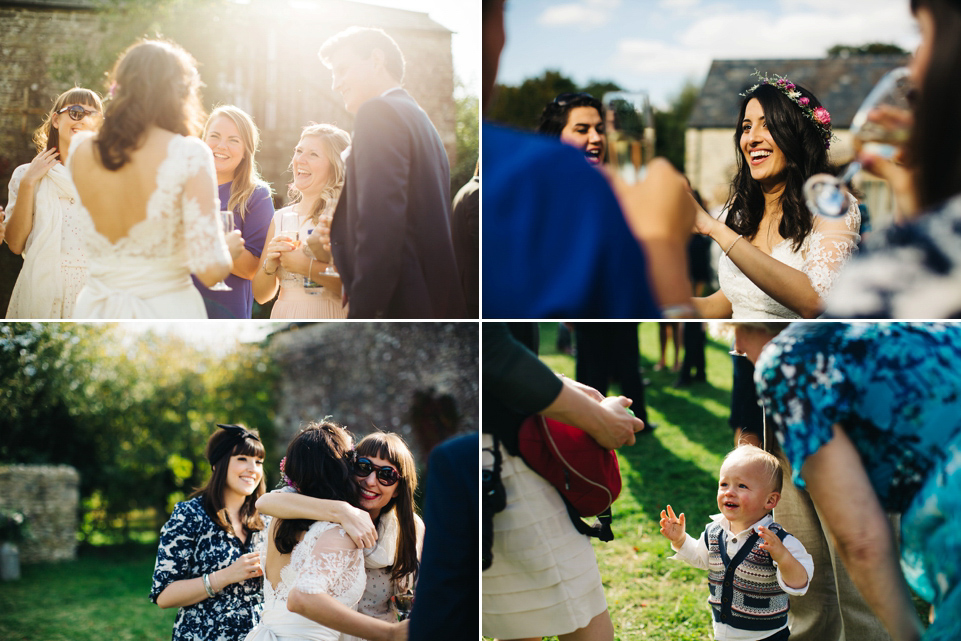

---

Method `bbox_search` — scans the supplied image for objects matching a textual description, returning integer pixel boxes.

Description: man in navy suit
[319,27,467,319]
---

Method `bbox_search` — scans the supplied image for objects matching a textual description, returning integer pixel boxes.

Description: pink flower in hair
[813,107,831,127]
[799,96,810,106]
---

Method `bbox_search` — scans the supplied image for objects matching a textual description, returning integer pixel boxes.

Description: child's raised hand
[757,526,788,562]
[659,504,686,547]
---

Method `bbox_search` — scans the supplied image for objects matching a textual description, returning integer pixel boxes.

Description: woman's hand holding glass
[263,234,296,276]
[217,551,263,589]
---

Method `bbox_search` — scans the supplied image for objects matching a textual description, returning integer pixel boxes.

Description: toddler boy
[660,444,813,640]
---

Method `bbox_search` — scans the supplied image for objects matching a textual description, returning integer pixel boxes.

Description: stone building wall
[267,323,477,466]
[0,464,80,563]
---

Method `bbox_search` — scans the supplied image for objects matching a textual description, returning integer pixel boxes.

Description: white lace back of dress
[74,134,226,274]
[719,201,861,318]
[262,520,366,611]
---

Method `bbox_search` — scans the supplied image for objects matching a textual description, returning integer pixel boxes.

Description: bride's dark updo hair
[725,82,836,251]
[96,38,206,171]
[273,421,359,554]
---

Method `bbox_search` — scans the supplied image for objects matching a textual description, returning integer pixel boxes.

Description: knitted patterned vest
[705,521,790,632]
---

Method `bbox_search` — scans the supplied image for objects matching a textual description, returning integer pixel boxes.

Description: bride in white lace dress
[68,39,243,319]
[245,423,408,641]
[692,74,860,319]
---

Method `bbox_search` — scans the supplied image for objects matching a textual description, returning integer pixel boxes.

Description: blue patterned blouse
[754,322,961,513]
[150,497,268,641]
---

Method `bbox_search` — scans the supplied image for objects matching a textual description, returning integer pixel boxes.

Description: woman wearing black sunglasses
[258,431,424,638]
[5,88,103,318]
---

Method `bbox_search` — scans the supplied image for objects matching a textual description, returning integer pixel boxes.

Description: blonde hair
[287,123,351,225]
[203,105,271,221]
[722,444,783,493]
[34,87,103,153]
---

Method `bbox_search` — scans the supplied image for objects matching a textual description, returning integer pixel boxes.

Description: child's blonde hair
[722,444,783,494]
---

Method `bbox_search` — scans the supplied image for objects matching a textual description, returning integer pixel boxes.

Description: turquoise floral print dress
[754,322,961,641]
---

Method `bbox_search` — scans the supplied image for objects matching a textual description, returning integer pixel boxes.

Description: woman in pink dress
[253,123,350,318]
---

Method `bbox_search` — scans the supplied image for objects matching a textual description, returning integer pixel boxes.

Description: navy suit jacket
[331,89,467,318]
[408,432,479,640]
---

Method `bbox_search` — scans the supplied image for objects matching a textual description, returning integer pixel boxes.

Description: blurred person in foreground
[483,0,697,319]
[824,0,961,318]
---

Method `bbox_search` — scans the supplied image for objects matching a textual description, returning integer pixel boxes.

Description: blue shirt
[482,123,659,318]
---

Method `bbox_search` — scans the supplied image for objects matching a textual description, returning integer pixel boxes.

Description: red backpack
[517,415,622,540]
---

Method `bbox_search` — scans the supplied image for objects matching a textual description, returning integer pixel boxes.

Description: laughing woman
[5,88,103,318]
[693,76,861,318]
[194,106,274,319]
[151,425,268,641]
[253,123,350,318]
[537,92,606,166]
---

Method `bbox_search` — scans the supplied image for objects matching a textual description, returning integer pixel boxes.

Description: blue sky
[498,0,920,109]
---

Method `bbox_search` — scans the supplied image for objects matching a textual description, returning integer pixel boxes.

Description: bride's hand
[338,504,377,549]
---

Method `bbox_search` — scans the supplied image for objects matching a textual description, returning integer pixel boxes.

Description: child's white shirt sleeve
[669,532,710,570]
[774,533,813,596]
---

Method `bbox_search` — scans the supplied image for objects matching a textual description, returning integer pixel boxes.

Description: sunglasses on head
[352,457,400,486]
[553,92,594,106]
[58,105,100,122]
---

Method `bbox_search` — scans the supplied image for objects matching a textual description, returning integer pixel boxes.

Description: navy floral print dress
[754,322,961,641]
[150,497,268,641]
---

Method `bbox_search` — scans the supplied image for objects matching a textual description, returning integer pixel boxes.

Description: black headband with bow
[208,424,260,466]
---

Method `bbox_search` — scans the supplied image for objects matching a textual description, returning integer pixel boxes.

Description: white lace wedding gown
[244,521,366,641]
[68,132,232,318]
[718,203,861,318]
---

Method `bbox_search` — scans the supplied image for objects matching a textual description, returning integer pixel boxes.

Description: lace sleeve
[802,202,861,296]
[179,138,232,274]
[294,523,365,599]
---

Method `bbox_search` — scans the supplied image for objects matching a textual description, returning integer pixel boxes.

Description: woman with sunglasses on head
[150,425,268,641]
[193,105,275,319]
[257,431,423,639]
[4,88,102,318]
[67,38,244,318]
[246,423,409,641]
[693,76,860,319]
[537,92,606,166]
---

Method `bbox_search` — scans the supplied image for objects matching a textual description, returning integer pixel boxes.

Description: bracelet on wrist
[661,304,699,319]
[203,572,216,598]
[723,234,743,257]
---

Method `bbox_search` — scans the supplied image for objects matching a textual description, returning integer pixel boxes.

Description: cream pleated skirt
[482,434,607,639]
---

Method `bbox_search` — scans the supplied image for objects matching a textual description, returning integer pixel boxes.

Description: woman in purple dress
[194,105,274,318]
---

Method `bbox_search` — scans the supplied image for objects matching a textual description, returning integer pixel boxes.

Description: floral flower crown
[741,70,839,149]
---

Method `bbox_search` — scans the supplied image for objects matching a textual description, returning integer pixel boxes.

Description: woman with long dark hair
[244,422,407,641]
[68,38,243,318]
[257,431,424,639]
[5,87,103,318]
[824,0,961,318]
[150,425,267,641]
[693,77,860,318]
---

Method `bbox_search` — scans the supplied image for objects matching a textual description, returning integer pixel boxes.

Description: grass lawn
[536,322,734,641]
[0,542,176,641]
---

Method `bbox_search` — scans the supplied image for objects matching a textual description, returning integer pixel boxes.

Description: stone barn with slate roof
[686,55,909,229]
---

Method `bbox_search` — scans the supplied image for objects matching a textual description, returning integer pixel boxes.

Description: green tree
[827,43,909,57]
[654,80,700,174]
[451,88,479,193]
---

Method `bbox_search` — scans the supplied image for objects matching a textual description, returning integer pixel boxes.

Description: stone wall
[0,465,80,563]
[267,322,477,466]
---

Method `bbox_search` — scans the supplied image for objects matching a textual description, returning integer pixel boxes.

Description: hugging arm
[256,491,377,548]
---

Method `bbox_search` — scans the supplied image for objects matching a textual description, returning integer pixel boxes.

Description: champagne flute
[803,67,913,218]
[208,211,234,292]
[390,591,414,622]
[279,210,303,287]
[302,226,320,290]
[602,91,656,184]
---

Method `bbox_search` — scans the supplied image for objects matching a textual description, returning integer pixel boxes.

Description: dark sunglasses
[353,457,400,487]
[553,92,594,106]
[58,105,100,122]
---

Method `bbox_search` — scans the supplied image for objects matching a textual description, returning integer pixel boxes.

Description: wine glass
[320,210,339,277]
[279,210,303,287]
[602,91,655,184]
[390,591,414,621]
[302,226,321,290]
[803,67,913,218]
[208,211,234,292]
